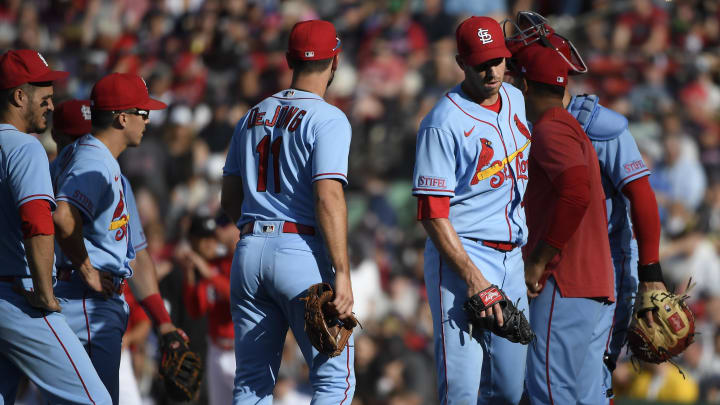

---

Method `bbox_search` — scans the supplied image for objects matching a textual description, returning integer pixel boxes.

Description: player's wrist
[140,293,172,326]
[638,262,664,283]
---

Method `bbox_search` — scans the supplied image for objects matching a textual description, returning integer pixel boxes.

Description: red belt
[480,240,517,252]
[240,221,315,237]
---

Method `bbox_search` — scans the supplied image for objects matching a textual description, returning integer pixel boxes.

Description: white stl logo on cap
[477,28,493,45]
[81,105,91,120]
[36,52,48,67]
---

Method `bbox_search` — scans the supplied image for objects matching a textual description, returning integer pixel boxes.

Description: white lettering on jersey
[477,29,493,45]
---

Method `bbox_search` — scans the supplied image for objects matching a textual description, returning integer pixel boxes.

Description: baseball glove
[159,329,203,402]
[301,283,359,357]
[463,284,535,344]
[627,289,695,363]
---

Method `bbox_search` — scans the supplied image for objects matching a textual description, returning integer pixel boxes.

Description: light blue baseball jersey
[412,83,530,245]
[0,124,57,277]
[223,89,351,227]
[51,134,135,277]
[567,95,650,253]
[123,175,147,252]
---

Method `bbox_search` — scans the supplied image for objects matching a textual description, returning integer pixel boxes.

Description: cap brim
[32,70,69,83]
[463,48,512,67]
[136,97,167,110]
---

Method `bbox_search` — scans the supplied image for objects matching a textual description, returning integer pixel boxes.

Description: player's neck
[290,74,328,98]
[526,96,564,124]
[0,109,29,133]
[92,129,126,159]
[461,81,499,106]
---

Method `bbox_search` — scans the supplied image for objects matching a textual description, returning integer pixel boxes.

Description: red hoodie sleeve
[183,278,208,319]
[543,166,591,250]
[621,177,660,265]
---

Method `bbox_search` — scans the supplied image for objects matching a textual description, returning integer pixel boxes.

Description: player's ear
[455,55,465,72]
[286,52,294,70]
[331,55,338,71]
[10,87,25,108]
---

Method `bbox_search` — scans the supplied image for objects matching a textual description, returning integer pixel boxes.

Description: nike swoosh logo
[464,126,475,137]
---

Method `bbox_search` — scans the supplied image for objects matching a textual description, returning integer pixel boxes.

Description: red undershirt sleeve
[544,165,591,250]
[417,195,450,220]
[19,199,54,239]
[621,176,661,265]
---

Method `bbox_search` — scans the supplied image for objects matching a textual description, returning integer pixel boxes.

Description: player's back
[224,89,351,227]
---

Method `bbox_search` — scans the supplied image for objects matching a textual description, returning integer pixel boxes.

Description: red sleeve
[182,279,208,319]
[18,199,54,238]
[417,195,450,220]
[208,274,230,300]
[139,293,172,326]
[621,177,660,265]
[544,166,591,249]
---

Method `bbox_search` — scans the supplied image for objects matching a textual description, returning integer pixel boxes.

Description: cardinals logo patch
[514,114,531,140]
[471,139,495,185]
[109,190,129,241]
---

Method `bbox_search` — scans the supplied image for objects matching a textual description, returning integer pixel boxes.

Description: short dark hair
[526,80,565,97]
[90,109,116,129]
[0,83,36,111]
[288,57,333,74]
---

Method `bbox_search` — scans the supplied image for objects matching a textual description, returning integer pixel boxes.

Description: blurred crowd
[4,0,720,403]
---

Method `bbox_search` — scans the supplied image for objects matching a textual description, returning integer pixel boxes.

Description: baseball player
[412,16,531,404]
[0,50,111,405]
[221,19,355,404]
[506,12,668,402]
[50,73,168,404]
[507,30,616,404]
[181,214,234,405]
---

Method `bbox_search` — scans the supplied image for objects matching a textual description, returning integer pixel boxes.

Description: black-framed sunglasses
[114,108,150,120]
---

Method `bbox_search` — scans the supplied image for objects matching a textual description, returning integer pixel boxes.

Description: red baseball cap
[287,20,341,61]
[513,33,587,87]
[456,16,511,66]
[54,99,92,137]
[91,73,167,111]
[0,50,69,90]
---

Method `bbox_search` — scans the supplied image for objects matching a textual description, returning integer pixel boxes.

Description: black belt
[56,267,126,295]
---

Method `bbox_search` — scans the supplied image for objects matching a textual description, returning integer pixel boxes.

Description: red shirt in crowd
[523,107,614,300]
[183,256,234,346]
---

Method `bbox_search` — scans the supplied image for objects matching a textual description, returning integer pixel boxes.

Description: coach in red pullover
[180,214,234,405]
[512,40,615,404]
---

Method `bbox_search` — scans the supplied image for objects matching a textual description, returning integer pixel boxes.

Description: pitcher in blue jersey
[412,17,531,404]
[51,73,167,404]
[0,50,112,405]
[221,20,355,405]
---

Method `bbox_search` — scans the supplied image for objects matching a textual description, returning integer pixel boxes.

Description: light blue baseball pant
[424,237,529,405]
[526,277,613,405]
[230,221,355,405]
[601,247,639,400]
[0,279,112,405]
[54,272,129,405]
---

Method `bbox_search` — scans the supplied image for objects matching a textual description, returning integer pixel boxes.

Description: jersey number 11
[256,135,282,193]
